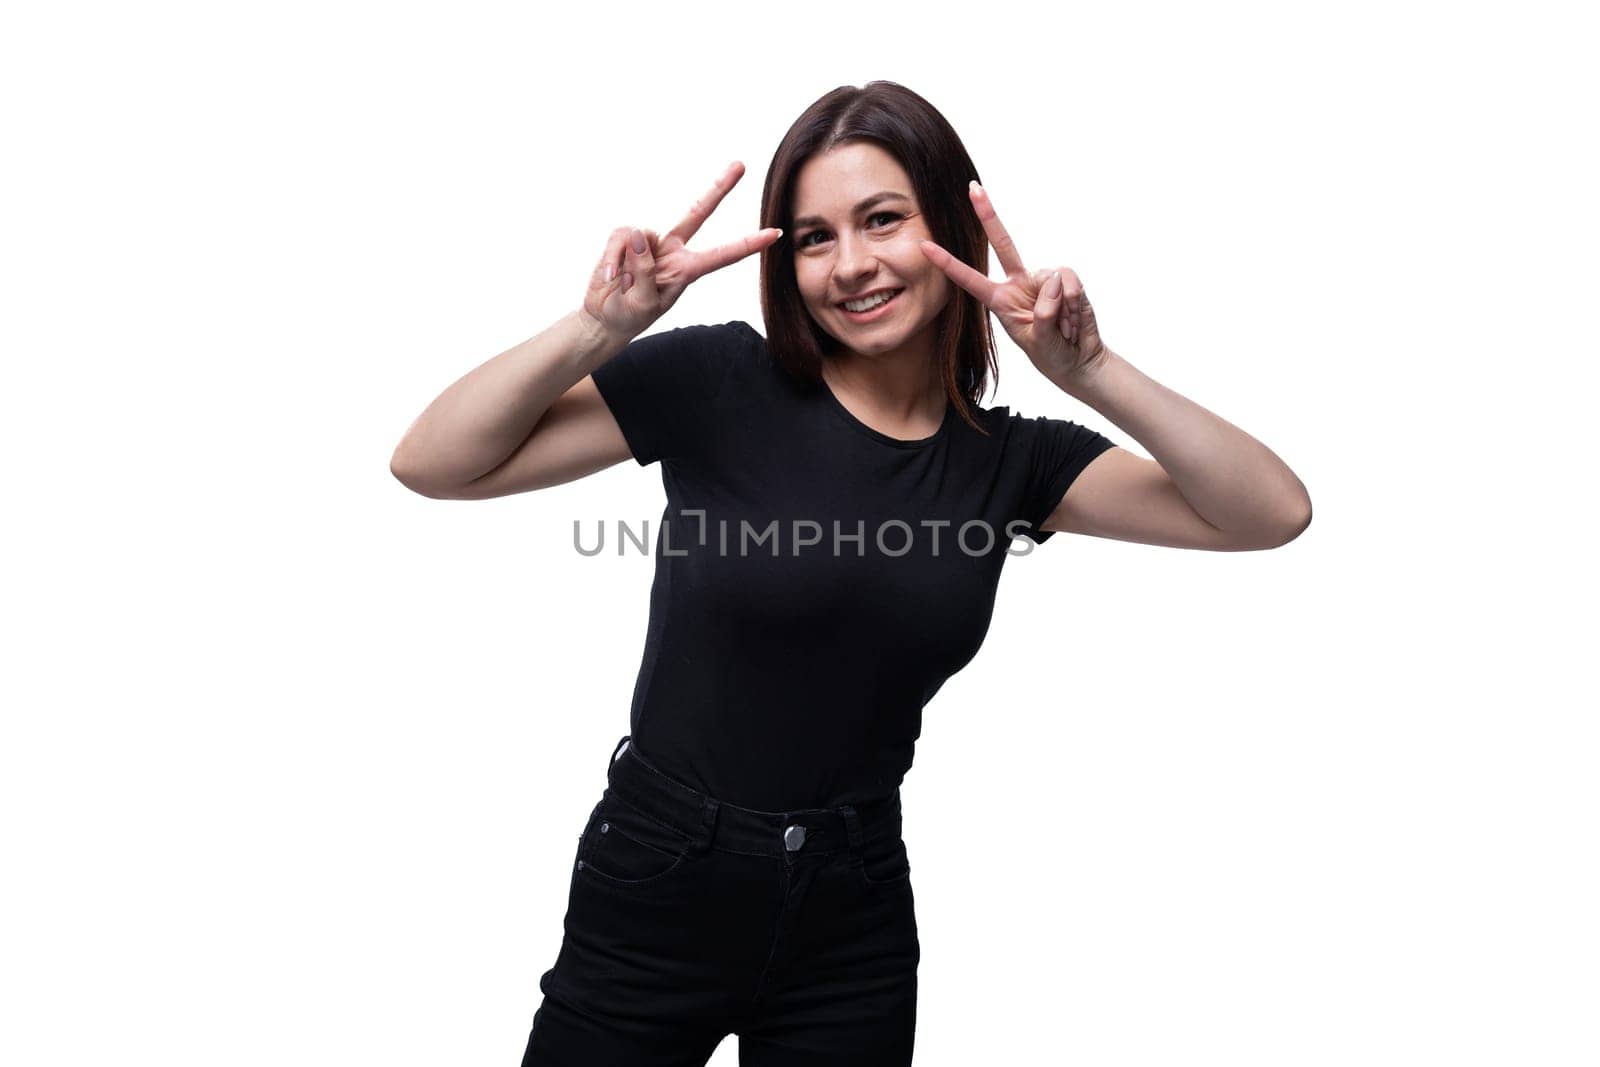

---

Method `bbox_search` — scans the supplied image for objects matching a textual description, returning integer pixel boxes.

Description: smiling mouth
[837,288,905,313]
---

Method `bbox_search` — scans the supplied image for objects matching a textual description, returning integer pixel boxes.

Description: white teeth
[842,289,899,312]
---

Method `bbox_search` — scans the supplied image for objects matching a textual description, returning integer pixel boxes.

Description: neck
[821,345,946,424]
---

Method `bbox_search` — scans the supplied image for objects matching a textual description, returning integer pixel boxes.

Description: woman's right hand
[580,161,783,343]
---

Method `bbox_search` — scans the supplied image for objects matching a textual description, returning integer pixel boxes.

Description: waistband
[603,735,903,859]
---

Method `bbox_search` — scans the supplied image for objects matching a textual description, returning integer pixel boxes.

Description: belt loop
[608,735,631,770]
[841,804,864,852]
[695,795,720,854]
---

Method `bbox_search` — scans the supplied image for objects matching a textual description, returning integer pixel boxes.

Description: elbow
[1266,496,1313,548]
[1226,496,1311,551]
[388,445,425,493]
[389,447,460,500]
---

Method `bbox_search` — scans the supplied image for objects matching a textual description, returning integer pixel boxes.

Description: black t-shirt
[590,320,1116,811]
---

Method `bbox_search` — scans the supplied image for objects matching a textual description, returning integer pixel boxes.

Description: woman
[391,81,1311,1066]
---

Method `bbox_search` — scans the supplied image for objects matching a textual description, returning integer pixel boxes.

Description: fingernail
[604,263,614,283]
[631,228,646,253]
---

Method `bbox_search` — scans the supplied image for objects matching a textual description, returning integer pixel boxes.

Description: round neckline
[817,375,953,449]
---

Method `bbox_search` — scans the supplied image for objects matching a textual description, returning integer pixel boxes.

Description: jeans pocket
[576,789,696,887]
[857,834,912,889]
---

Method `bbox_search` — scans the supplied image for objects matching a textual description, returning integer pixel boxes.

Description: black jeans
[521,735,920,1066]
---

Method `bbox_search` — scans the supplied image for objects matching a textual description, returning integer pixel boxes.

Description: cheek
[898,243,940,285]
[793,266,824,304]
[918,272,954,320]
[915,263,951,302]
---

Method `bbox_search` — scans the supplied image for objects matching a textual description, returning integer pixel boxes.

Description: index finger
[687,228,783,279]
[969,182,1027,278]
[918,239,999,307]
[667,161,746,246]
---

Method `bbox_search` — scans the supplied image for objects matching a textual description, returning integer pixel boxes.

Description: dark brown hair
[757,81,999,435]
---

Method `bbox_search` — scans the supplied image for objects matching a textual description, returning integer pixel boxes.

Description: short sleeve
[590,321,742,466]
[1015,413,1118,544]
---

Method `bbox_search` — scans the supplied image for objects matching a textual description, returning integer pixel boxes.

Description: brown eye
[795,211,904,250]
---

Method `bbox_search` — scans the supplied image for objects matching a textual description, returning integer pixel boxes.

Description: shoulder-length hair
[757,80,999,435]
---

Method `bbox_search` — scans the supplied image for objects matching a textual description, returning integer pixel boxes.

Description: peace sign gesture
[919,181,1109,387]
[582,161,783,342]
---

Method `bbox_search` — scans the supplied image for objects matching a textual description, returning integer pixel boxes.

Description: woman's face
[789,143,952,362]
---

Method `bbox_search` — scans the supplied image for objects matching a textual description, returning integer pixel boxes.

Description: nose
[833,231,878,287]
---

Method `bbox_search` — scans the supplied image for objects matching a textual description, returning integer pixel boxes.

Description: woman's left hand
[919,181,1109,387]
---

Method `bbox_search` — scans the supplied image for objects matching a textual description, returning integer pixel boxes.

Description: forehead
[791,143,917,216]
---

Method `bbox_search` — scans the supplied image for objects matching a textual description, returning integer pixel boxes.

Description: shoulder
[596,319,757,381]
[717,319,781,372]
[588,320,768,466]
[994,405,1093,440]
[722,319,765,346]
[952,398,1020,443]
[617,318,760,349]
[970,404,1114,465]
[670,319,769,369]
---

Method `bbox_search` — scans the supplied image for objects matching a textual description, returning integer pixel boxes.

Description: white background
[4,1,1596,1064]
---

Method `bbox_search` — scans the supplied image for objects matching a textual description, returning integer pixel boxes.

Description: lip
[836,287,905,322]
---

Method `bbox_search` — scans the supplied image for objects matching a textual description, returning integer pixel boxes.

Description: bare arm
[1043,347,1312,550]
[388,308,634,500]
[390,163,782,500]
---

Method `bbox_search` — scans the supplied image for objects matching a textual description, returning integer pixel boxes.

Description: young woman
[391,81,1311,1066]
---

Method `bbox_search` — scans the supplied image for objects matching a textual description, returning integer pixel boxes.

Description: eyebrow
[791,191,913,230]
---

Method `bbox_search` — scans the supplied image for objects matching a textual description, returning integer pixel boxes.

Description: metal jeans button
[784,824,806,851]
